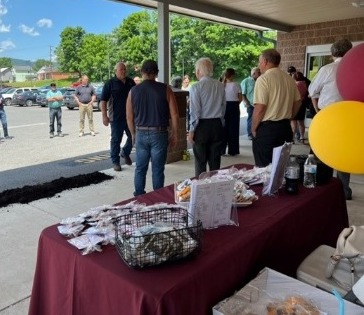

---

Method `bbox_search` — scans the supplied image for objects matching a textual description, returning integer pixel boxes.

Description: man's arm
[240,79,249,106]
[187,85,200,144]
[89,87,96,105]
[100,101,109,126]
[166,87,179,148]
[311,97,320,112]
[241,94,249,106]
[100,84,110,126]
[126,92,135,146]
[251,103,266,137]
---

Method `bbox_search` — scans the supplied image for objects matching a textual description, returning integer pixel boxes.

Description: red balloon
[337,43,364,102]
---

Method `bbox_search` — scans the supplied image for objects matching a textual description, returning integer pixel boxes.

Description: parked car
[12,90,41,106]
[36,91,48,107]
[95,85,103,110]
[2,87,39,106]
[64,87,100,111]
[63,88,77,109]
[0,87,13,94]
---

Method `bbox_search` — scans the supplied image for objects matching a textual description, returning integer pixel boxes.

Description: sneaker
[91,131,95,136]
[113,164,122,172]
[50,133,54,138]
[79,132,84,137]
[58,132,64,137]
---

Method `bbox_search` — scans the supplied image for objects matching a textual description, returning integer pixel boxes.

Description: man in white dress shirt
[308,38,353,200]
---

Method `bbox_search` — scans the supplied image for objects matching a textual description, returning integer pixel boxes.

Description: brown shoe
[113,164,122,172]
[124,155,132,166]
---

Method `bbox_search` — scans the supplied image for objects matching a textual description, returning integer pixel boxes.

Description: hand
[187,131,194,144]
[169,133,177,148]
[252,130,256,138]
[102,116,109,127]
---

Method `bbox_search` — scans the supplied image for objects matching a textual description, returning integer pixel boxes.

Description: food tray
[114,207,202,269]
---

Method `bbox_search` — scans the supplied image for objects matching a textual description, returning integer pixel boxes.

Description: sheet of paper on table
[189,177,235,229]
[262,142,292,196]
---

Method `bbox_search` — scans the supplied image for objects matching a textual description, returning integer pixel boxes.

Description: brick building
[277,17,364,79]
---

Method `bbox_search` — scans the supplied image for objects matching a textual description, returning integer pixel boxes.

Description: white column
[157,2,170,84]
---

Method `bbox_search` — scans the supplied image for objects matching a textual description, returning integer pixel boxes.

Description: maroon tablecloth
[28,165,348,315]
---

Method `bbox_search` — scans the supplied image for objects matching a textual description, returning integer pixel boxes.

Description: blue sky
[0,0,141,61]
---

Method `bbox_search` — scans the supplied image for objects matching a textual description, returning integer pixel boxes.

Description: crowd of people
[1,38,353,200]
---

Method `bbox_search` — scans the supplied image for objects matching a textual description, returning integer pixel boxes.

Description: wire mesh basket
[114,206,202,269]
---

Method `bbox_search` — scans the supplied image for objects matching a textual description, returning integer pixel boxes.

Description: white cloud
[0,3,8,16]
[37,18,52,28]
[0,39,15,53]
[0,1,10,32]
[0,21,10,32]
[19,24,39,36]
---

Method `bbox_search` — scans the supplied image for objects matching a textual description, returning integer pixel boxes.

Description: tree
[33,59,52,72]
[170,15,275,80]
[56,27,86,77]
[77,34,109,82]
[112,11,158,77]
[0,57,12,68]
[53,11,276,83]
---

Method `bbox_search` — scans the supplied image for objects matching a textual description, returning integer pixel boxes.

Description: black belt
[260,119,290,125]
[136,126,167,131]
[199,118,220,121]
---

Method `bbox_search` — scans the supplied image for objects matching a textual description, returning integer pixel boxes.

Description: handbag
[325,226,364,292]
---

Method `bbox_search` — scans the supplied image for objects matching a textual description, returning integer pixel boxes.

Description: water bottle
[303,154,317,188]
[285,156,300,194]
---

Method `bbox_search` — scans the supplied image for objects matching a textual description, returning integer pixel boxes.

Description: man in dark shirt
[126,60,179,196]
[100,62,135,171]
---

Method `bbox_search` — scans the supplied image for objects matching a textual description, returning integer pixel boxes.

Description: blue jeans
[49,108,62,134]
[246,105,254,137]
[134,130,169,196]
[110,120,132,165]
[0,109,8,137]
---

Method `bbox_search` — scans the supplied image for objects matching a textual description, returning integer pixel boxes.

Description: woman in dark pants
[221,68,242,156]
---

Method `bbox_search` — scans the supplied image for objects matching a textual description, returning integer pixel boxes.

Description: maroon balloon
[337,43,364,102]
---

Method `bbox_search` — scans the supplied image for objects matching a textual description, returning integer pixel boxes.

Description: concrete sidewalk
[1,137,363,315]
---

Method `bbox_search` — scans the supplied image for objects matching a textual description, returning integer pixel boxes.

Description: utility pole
[49,45,53,80]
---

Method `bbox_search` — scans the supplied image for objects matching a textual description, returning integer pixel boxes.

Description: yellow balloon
[308,101,364,174]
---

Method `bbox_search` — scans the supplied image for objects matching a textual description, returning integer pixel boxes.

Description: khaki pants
[79,104,94,133]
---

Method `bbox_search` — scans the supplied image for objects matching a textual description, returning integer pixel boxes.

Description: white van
[2,87,39,106]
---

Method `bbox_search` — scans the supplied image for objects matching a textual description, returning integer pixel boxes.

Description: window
[305,41,364,80]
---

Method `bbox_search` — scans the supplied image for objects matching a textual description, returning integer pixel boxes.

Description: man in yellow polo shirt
[252,48,301,167]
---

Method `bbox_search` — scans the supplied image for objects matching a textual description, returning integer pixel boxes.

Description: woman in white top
[221,68,242,156]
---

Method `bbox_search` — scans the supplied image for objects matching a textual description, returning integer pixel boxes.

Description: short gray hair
[251,67,260,76]
[331,39,352,57]
[114,61,126,71]
[195,57,213,77]
[260,49,281,66]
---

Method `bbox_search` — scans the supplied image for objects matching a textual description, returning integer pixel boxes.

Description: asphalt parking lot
[0,105,129,192]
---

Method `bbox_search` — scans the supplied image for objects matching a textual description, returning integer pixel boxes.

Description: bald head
[114,62,127,81]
